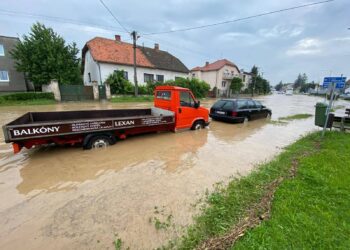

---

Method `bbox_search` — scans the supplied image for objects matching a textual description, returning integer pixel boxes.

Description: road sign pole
[322,82,336,138]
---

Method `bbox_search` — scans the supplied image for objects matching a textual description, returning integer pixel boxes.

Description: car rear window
[222,101,234,110]
[212,100,227,108]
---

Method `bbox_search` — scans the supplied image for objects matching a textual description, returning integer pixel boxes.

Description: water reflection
[209,118,270,144]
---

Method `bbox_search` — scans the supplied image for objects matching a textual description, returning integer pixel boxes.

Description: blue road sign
[323,77,347,89]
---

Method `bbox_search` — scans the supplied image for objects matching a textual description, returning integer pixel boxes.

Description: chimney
[154,43,159,50]
[115,35,121,42]
[205,61,209,66]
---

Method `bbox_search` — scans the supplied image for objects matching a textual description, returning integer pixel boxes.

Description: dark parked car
[209,99,272,123]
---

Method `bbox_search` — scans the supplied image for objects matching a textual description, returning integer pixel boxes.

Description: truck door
[176,90,196,129]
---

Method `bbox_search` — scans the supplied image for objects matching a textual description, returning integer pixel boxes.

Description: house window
[123,71,128,80]
[144,73,154,83]
[222,81,226,87]
[243,75,246,81]
[88,73,92,83]
[156,74,164,83]
[0,71,9,82]
[192,73,196,77]
[0,44,4,56]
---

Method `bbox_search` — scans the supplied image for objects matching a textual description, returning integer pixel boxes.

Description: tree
[249,65,259,96]
[105,70,133,94]
[275,81,283,91]
[230,77,243,96]
[11,22,82,89]
[294,73,308,90]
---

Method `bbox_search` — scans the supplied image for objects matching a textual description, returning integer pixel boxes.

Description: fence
[59,85,94,101]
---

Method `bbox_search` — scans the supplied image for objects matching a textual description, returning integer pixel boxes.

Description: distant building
[240,70,252,89]
[190,59,240,96]
[0,36,28,92]
[82,35,189,86]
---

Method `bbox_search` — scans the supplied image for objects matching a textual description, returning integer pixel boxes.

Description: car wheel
[266,112,272,118]
[191,120,204,130]
[86,135,115,149]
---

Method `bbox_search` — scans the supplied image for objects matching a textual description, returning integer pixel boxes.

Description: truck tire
[191,120,204,130]
[84,134,116,150]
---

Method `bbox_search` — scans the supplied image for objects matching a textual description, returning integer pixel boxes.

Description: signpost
[321,75,347,137]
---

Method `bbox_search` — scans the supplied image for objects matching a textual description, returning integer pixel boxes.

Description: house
[82,35,189,86]
[190,59,240,96]
[0,36,28,92]
[240,70,253,89]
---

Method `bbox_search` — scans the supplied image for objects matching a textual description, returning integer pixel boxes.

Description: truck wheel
[85,135,115,150]
[191,120,204,130]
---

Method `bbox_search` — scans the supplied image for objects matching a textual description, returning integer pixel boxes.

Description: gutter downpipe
[97,62,103,86]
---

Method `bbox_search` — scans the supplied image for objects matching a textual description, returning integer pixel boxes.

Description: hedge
[0,92,55,102]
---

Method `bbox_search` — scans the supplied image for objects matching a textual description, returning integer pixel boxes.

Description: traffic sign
[323,77,347,89]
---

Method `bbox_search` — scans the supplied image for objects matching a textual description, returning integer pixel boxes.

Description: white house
[82,35,189,86]
[190,59,241,96]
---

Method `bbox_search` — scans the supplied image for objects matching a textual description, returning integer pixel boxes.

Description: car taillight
[231,111,238,117]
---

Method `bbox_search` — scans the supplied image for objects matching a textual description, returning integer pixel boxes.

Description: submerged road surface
[0,95,347,249]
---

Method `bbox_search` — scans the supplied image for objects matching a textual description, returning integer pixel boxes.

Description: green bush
[164,77,210,98]
[105,70,134,95]
[0,92,54,102]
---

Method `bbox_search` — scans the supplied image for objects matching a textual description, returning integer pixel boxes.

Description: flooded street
[0,95,347,249]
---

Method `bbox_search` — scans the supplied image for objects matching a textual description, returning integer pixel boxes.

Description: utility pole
[131,31,139,96]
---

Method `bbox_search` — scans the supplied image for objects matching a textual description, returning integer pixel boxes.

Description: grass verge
[168,132,350,249]
[279,113,313,120]
[110,95,154,103]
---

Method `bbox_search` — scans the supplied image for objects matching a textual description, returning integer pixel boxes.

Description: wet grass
[279,113,313,120]
[110,95,154,103]
[166,132,350,249]
[114,238,122,250]
[0,99,56,106]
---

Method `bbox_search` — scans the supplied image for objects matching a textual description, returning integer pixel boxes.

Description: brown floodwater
[0,95,348,249]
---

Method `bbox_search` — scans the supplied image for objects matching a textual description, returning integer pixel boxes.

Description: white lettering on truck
[13,126,60,136]
[114,120,135,127]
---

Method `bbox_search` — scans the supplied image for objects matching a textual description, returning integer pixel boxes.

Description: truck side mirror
[194,100,200,109]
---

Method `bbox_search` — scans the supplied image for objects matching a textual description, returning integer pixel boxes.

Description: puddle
[0,95,348,249]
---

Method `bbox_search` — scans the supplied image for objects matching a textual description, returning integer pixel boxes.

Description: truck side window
[180,91,194,107]
[156,91,171,100]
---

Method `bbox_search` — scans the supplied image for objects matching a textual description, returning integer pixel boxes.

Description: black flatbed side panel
[7,109,153,125]
[4,114,175,142]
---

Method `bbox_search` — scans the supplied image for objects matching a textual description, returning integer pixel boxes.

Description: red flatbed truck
[2,86,209,153]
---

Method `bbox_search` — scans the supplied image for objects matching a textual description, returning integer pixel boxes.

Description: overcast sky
[1,0,349,85]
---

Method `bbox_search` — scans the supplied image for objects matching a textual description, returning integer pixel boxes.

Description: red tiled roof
[84,37,154,68]
[191,59,239,72]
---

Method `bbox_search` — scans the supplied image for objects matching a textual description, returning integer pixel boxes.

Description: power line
[0,9,129,33]
[143,0,335,35]
[98,0,129,33]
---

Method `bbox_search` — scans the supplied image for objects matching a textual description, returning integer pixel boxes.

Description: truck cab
[154,86,209,130]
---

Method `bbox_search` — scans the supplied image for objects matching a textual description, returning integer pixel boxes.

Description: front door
[176,91,196,129]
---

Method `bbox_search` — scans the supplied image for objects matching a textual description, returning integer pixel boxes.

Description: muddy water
[0,95,347,249]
